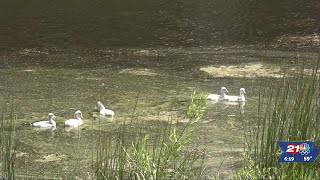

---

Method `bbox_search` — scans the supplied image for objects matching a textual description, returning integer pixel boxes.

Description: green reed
[0,109,16,180]
[235,60,320,179]
[94,91,206,179]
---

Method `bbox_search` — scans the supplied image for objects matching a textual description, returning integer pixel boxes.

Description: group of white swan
[32,88,245,129]
[207,87,246,102]
[31,101,114,129]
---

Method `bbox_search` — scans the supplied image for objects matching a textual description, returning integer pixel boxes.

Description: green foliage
[0,111,16,180]
[131,133,150,179]
[235,61,320,179]
[234,157,262,180]
[94,90,206,180]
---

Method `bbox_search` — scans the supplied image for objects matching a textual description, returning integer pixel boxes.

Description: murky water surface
[0,0,319,47]
[0,0,319,178]
[0,47,318,178]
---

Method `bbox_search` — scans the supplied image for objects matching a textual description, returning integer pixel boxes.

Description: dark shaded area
[0,0,319,48]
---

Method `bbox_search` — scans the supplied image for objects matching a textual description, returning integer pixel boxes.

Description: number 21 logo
[286,144,299,154]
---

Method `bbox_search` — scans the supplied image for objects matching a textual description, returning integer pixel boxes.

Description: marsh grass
[94,91,207,179]
[235,59,320,179]
[0,109,17,180]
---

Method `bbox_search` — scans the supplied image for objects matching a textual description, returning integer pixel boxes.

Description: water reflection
[98,115,115,122]
[223,101,246,114]
[207,100,246,114]
[64,125,82,133]
[32,126,56,138]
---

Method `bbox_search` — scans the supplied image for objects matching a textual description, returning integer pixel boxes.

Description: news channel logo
[278,141,319,162]
[285,143,310,155]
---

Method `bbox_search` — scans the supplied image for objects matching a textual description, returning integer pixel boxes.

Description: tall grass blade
[235,59,320,179]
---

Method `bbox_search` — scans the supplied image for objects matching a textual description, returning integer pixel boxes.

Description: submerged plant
[94,91,207,180]
[235,60,320,179]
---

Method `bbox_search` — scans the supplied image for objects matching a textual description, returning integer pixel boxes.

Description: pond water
[0,47,318,179]
[0,0,319,179]
[0,0,319,47]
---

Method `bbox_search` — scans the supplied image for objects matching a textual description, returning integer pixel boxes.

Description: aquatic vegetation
[235,60,320,179]
[0,111,16,180]
[94,91,207,179]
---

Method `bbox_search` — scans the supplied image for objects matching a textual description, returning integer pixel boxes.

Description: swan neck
[99,104,105,110]
[50,120,56,126]
[239,92,245,100]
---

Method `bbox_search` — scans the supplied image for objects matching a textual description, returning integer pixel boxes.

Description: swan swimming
[97,101,115,117]
[32,113,56,128]
[207,87,229,101]
[64,110,83,127]
[226,88,246,102]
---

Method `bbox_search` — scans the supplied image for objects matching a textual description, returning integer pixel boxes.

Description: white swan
[64,110,83,127]
[32,113,56,128]
[207,87,229,101]
[226,88,246,102]
[97,101,115,117]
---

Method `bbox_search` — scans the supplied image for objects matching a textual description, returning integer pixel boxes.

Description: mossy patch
[200,63,284,78]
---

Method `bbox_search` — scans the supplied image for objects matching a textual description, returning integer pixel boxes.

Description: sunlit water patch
[200,62,319,78]
[200,63,285,78]
[120,68,158,76]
